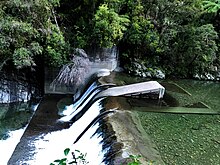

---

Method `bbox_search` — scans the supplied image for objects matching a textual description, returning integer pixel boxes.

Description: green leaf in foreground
[64,148,70,156]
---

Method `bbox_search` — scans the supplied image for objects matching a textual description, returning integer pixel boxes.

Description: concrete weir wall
[0,79,31,119]
[44,47,118,94]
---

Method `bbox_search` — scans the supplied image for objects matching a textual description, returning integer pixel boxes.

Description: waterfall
[58,82,115,122]
[14,98,113,165]
[59,81,98,116]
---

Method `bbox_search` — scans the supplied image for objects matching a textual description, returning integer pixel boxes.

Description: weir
[7,68,166,164]
[95,81,165,100]
[7,94,111,165]
[59,81,165,122]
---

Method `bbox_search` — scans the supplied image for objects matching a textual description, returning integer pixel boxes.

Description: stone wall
[45,47,118,94]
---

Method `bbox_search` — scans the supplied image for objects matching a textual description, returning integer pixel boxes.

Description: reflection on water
[0,103,39,164]
[108,72,220,164]
[3,70,220,165]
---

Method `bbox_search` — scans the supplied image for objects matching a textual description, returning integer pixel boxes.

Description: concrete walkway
[95,81,165,100]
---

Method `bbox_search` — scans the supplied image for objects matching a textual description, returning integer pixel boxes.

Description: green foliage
[13,48,34,68]
[93,4,130,48]
[160,23,218,76]
[45,24,69,66]
[2,0,218,77]
[0,0,70,70]
[50,148,88,165]
[147,0,219,77]
[52,149,145,165]
[202,0,220,13]
[0,16,40,69]
[127,154,142,165]
[120,0,161,70]
[64,148,70,156]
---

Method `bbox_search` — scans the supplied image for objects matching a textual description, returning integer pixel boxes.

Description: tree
[0,0,70,70]
[92,3,130,48]
[202,0,220,13]
[55,0,219,78]
[137,0,218,77]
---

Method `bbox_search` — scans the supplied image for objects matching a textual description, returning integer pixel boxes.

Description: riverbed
[101,72,220,164]
[1,71,220,164]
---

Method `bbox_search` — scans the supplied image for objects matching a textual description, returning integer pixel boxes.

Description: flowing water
[1,71,220,164]
[6,78,116,165]
[0,47,120,164]
[0,108,38,164]
[21,98,109,165]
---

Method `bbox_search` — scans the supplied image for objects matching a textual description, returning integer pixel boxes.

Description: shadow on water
[5,68,220,165]
[117,78,220,115]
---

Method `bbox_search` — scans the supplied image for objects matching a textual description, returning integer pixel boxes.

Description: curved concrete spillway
[59,80,165,123]
[7,67,166,164]
[95,81,165,100]
[8,95,116,165]
[59,82,116,122]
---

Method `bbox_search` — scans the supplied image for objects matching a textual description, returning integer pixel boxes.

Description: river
[104,72,220,164]
[1,71,220,164]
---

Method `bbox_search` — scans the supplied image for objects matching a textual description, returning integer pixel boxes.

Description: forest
[0,0,219,79]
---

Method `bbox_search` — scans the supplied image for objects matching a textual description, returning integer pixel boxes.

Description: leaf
[75,149,80,153]
[128,162,140,165]
[68,160,77,164]
[60,158,67,162]
[64,148,70,156]
[54,159,61,162]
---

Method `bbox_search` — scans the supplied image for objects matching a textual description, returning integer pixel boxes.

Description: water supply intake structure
[7,47,166,165]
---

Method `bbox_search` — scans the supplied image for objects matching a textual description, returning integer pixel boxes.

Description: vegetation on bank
[0,0,220,78]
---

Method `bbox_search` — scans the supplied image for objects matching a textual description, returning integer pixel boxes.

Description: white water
[23,99,107,165]
[0,128,26,165]
[60,81,97,117]
[59,88,103,122]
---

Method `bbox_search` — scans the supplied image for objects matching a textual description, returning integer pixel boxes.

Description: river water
[137,80,220,164]
[109,73,220,164]
[4,80,116,164]
[1,72,220,164]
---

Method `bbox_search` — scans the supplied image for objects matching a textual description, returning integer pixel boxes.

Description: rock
[194,74,201,80]
[74,48,88,58]
[154,70,165,79]
[145,72,152,78]
[216,71,220,78]
[128,60,165,79]
[193,71,220,81]
[96,69,111,77]
[114,67,124,72]
[205,73,215,80]
[210,65,218,72]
